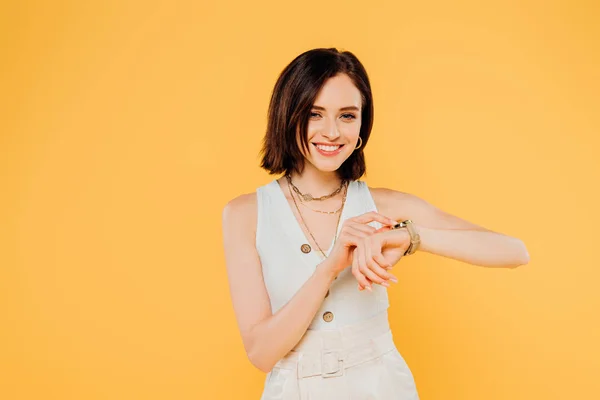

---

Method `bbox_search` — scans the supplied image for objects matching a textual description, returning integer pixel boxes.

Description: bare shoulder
[223,192,257,214]
[368,186,427,217]
[222,192,257,233]
[368,186,407,202]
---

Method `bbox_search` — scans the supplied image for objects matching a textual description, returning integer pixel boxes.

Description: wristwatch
[392,219,421,256]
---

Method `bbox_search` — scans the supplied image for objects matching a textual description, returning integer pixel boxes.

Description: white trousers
[260,313,420,400]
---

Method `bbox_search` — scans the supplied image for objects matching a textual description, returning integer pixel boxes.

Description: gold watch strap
[392,219,421,256]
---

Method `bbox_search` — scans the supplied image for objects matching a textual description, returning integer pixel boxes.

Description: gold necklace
[286,174,345,202]
[299,200,343,215]
[287,178,348,259]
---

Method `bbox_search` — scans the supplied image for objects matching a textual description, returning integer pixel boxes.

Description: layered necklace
[288,176,345,201]
[285,174,348,259]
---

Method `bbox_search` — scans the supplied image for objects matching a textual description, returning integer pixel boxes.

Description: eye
[341,113,356,120]
[310,112,321,118]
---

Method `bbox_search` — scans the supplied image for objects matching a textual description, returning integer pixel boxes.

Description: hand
[323,212,397,277]
[352,228,411,291]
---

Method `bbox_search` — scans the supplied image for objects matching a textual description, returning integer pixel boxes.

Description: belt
[275,329,396,379]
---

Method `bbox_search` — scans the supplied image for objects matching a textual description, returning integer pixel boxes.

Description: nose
[322,118,340,140]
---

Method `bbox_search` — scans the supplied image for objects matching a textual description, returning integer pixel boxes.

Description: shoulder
[222,192,258,234]
[223,192,257,214]
[368,185,423,208]
[367,185,432,220]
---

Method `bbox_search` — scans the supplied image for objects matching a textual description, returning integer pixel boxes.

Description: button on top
[300,244,311,254]
[323,311,334,322]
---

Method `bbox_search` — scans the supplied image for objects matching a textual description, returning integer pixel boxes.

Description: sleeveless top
[256,179,390,330]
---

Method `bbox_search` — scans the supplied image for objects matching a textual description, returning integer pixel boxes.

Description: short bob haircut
[260,48,374,182]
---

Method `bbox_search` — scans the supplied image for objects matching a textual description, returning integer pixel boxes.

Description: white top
[256,179,390,330]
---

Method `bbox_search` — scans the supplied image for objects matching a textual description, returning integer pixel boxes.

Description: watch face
[393,222,405,230]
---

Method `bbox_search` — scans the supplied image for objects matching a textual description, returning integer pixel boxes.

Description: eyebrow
[312,105,360,112]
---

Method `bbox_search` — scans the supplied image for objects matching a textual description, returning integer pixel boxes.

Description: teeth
[316,144,341,152]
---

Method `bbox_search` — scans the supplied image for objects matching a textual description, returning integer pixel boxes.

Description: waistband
[274,312,395,379]
[295,311,390,351]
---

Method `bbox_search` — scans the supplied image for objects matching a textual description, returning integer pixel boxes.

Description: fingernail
[366,285,372,292]
[381,281,390,287]
[389,277,398,283]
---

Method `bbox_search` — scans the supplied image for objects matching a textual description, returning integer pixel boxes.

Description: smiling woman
[221,47,529,400]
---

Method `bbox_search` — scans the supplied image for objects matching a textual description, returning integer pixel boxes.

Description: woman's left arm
[371,187,530,268]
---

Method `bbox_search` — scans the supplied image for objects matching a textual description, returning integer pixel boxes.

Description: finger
[353,255,371,291]
[346,223,377,235]
[358,276,374,291]
[374,225,393,234]
[352,248,371,290]
[357,242,385,285]
[343,227,387,247]
[362,243,386,285]
[370,252,399,283]
[345,225,374,239]
[361,266,388,287]
[368,243,393,272]
[372,252,393,273]
[351,212,396,226]
[340,231,361,247]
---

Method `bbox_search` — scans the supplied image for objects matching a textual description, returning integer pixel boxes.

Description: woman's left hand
[351,228,412,291]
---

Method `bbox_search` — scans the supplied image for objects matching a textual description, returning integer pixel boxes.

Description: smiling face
[298,73,363,173]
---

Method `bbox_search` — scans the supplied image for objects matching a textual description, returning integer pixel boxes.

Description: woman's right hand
[322,212,396,277]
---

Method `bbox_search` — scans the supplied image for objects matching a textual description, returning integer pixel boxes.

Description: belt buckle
[320,350,344,378]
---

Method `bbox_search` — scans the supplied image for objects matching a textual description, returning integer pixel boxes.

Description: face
[298,73,362,173]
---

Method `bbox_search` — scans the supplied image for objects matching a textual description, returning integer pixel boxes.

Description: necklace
[299,200,343,215]
[287,178,348,259]
[286,174,345,201]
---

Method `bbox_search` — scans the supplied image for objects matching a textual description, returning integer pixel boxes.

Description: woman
[222,48,529,399]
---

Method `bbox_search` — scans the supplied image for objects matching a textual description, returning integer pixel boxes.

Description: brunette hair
[259,48,374,181]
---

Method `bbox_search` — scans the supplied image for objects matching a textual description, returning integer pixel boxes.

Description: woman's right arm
[221,193,338,373]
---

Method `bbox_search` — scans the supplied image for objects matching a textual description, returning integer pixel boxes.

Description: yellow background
[1,1,599,399]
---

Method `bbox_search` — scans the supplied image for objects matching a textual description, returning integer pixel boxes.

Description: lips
[313,143,344,156]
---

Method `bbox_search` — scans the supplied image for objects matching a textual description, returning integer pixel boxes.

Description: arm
[371,188,530,268]
[222,194,336,373]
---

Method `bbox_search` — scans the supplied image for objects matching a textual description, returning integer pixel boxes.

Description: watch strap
[393,219,421,256]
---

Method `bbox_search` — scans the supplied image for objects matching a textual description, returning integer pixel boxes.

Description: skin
[221,73,530,373]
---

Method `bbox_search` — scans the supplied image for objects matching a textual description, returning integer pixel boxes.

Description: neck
[287,165,344,197]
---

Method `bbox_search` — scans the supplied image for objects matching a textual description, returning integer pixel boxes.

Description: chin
[305,149,352,173]
[315,164,341,172]
[306,158,345,173]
